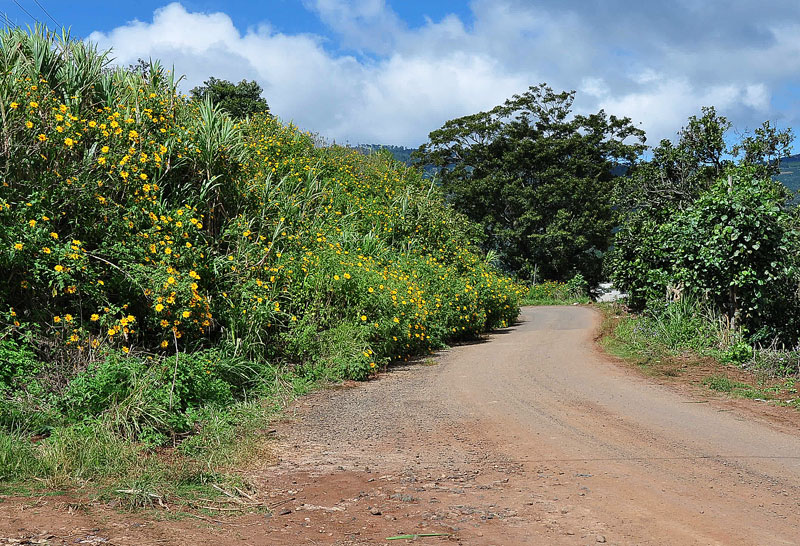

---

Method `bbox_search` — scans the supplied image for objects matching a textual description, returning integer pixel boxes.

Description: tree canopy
[190,77,270,119]
[416,84,646,283]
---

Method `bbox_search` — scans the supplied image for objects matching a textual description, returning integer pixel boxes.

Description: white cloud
[87,1,799,148]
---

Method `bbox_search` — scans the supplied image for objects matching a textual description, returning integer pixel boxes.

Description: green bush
[0,26,523,462]
[609,167,800,344]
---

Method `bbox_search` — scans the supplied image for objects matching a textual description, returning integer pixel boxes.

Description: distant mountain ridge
[355,144,417,165]
[776,153,800,194]
[356,144,439,177]
[355,146,800,196]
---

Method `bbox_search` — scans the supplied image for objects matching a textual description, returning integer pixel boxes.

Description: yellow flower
[139,173,147,180]
[344,273,351,279]
[13,242,23,250]
[50,232,58,239]
[9,102,18,109]
[182,311,191,318]
[54,264,63,272]
[37,134,47,142]
[64,137,74,147]
[29,101,38,108]
[333,274,340,280]
[122,346,130,354]
[88,121,97,128]
[25,121,33,129]
[90,314,99,321]
[101,145,109,153]
[107,328,116,336]
[155,303,164,312]
[53,316,61,323]
[59,104,67,113]
[28,219,36,228]
[360,315,367,321]
[64,314,73,322]
[160,340,169,348]
[167,276,176,285]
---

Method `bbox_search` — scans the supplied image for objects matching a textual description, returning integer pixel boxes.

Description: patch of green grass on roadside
[0,379,297,512]
[702,374,752,394]
[522,276,590,306]
[598,303,800,410]
[702,374,800,407]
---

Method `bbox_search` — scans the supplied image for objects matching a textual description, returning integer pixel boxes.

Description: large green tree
[190,77,270,119]
[416,84,646,283]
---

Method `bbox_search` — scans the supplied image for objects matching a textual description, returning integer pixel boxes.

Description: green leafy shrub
[0,338,40,392]
[609,167,800,345]
[0,26,523,464]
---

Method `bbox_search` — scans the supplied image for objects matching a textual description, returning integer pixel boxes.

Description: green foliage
[416,83,646,284]
[605,298,730,366]
[608,107,800,346]
[613,107,792,215]
[723,342,753,364]
[702,374,750,393]
[0,27,523,470]
[523,275,589,305]
[190,77,270,119]
[0,338,40,391]
[609,167,800,343]
[0,431,40,480]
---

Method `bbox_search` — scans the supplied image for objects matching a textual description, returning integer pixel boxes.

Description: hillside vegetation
[0,27,521,483]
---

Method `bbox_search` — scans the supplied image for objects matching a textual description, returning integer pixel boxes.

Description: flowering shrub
[0,27,522,441]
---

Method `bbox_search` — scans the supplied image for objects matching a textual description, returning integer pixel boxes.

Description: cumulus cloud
[87,1,799,147]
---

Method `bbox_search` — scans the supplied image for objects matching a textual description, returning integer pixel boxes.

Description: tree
[415,84,646,283]
[190,77,270,119]
[613,107,792,217]
[606,110,799,342]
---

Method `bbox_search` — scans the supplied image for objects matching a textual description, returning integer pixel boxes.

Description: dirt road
[3,306,800,545]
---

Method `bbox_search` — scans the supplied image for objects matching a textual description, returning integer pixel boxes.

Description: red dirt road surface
[2,306,800,545]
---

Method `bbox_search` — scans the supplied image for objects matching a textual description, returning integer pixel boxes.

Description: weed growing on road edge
[598,303,800,409]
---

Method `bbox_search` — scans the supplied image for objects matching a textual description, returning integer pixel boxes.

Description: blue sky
[3,1,799,149]
[2,1,474,53]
